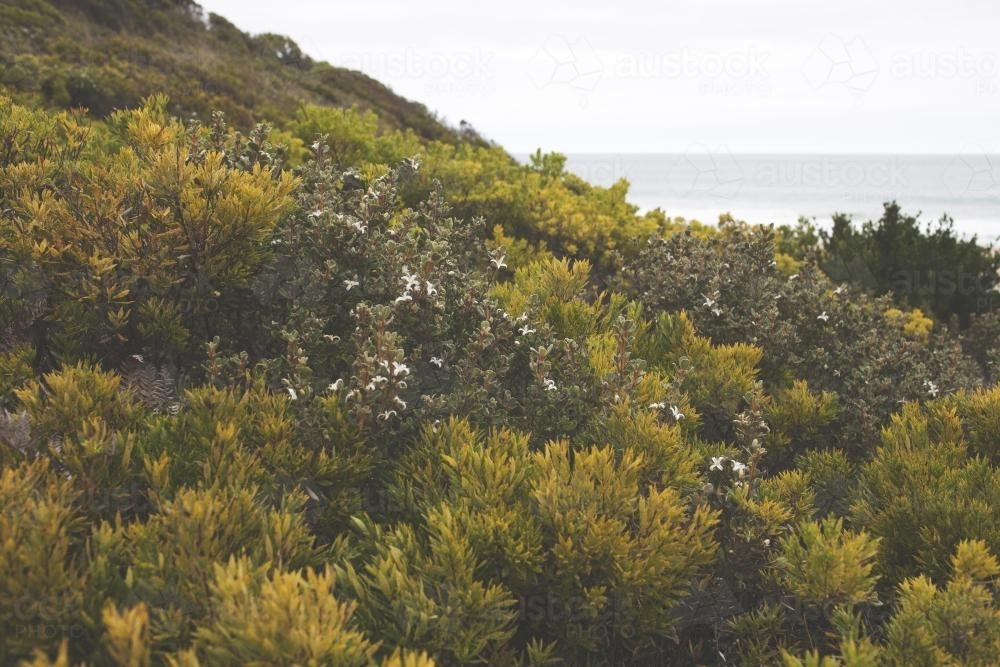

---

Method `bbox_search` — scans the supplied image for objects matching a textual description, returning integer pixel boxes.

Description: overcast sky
[197,0,1000,155]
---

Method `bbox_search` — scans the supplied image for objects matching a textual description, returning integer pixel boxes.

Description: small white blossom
[670,405,685,421]
[394,293,413,304]
[649,401,666,410]
[543,378,557,391]
[401,267,421,293]
[763,538,771,547]
[490,254,508,270]
[731,460,747,476]
[377,409,398,421]
[391,362,410,377]
[351,220,367,233]
[834,285,846,295]
[309,209,324,219]
[789,273,799,281]
[430,356,444,368]
[709,456,726,471]
[286,387,298,401]
[343,279,359,291]
[711,307,723,317]
[817,311,830,322]
[924,379,940,398]
[328,378,345,392]
[393,396,407,410]
[425,281,438,296]
[702,294,717,308]
[519,325,536,336]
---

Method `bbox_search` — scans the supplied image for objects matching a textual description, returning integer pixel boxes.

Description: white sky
[196,0,1000,155]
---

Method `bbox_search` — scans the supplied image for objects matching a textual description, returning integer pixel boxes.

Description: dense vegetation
[5,3,1000,666]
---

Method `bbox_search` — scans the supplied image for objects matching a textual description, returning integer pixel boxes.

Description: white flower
[709,456,726,471]
[343,279,359,291]
[391,362,410,377]
[377,410,398,421]
[393,396,407,410]
[649,401,666,410]
[308,209,324,218]
[670,405,684,421]
[286,387,298,401]
[924,379,940,398]
[430,356,444,368]
[702,294,717,308]
[519,325,536,336]
[328,378,345,392]
[731,460,747,476]
[789,273,799,281]
[394,293,413,304]
[543,378,557,391]
[817,311,830,322]
[834,285,846,295]
[517,312,529,323]
[311,140,321,151]
[401,267,421,293]
[345,389,359,401]
[366,375,389,392]
[425,281,437,296]
[351,220,367,233]
[490,254,508,270]
[711,307,723,317]
[763,538,771,547]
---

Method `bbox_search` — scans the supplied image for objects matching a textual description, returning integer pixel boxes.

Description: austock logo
[943,145,1000,201]
[666,145,744,201]
[526,35,604,104]
[801,35,879,104]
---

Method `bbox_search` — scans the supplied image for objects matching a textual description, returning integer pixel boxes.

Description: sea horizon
[516,152,1000,244]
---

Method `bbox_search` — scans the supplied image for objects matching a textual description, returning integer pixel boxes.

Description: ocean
[522,153,1000,245]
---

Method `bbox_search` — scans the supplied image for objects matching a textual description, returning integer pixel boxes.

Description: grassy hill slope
[0,0,461,140]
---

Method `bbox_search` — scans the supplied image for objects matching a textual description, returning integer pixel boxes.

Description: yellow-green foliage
[123,484,326,650]
[0,460,87,663]
[1,96,296,362]
[767,380,839,460]
[884,307,934,342]
[187,557,379,666]
[490,257,598,340]
[850,402,1000,585]
[946,385,1000,463]
[381,419,719,663]
[883,540,1000,666]
[0,344,34,409]
[775,517,880,609]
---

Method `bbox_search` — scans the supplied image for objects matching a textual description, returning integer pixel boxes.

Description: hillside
[0,0,461,140]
